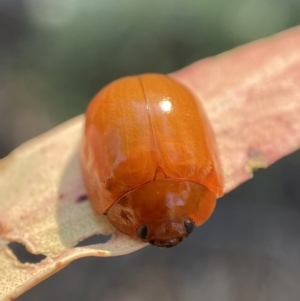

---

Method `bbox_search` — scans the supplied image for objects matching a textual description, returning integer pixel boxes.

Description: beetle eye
[184,219,194,235]
[137,225,148,239]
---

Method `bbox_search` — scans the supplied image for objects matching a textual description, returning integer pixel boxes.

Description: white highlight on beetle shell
[159,99,172,113]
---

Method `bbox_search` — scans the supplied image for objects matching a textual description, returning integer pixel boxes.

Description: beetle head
[107,179,216,248]
[136,219,194,248]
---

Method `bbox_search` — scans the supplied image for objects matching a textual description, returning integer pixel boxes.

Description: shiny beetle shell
[81,74,223,248]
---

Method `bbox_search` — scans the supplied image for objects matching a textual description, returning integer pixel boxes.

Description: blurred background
[1,0,300,300]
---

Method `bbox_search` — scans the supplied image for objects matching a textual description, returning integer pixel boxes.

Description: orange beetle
[81,74,223,248]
